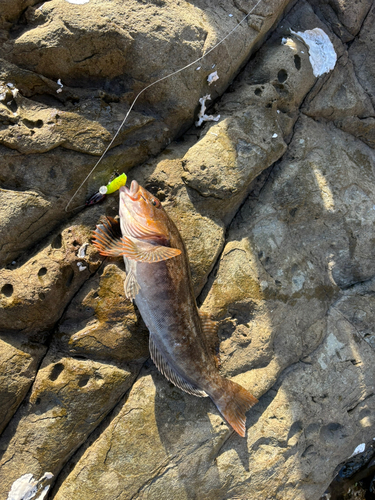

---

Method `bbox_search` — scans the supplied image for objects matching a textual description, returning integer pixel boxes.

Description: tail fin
[211,379,258,437]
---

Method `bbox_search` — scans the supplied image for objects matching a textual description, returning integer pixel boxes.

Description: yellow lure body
[106,173,127,194]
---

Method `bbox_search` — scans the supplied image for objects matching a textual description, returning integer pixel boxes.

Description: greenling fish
[92,180,258,436]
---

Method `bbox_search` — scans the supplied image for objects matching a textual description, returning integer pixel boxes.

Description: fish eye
[151,198,161,208]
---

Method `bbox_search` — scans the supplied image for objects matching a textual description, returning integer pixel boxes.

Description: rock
[309,0,373,42]
[1,0,375,498]
[349,2,375,108]
[0,219,101,341]
[51,114,375,500]
[55,263,150,363]
[0,354,142,500]
[304,53,374,120]
[0,0,293,268]
[0,334,45,435]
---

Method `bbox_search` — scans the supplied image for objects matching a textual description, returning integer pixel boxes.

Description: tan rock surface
[1,0,375,498]
[0,0,292,267]
[0,355,142,499]
[0,335,45,435]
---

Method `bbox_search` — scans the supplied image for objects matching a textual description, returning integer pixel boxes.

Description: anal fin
[149,336,207,398]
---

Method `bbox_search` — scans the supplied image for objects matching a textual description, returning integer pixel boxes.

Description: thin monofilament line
[65,0,264,212]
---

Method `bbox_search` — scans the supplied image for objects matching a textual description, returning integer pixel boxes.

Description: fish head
[119,180,172,243]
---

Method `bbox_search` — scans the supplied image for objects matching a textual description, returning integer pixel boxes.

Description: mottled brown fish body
[131,227,220,394]
[92,180,258,436]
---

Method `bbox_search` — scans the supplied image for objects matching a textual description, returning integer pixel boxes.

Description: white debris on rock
[207,71,219,85]
[272,133,278,138]
[7,472,53,500]
[290,28,337,77]
[77,262,87,272]
[5,83,19,99]
[281,37,298,51]
[56,79,63,93]
[195,95,220,127]
[349,443,366,458]
[77,242,89,258]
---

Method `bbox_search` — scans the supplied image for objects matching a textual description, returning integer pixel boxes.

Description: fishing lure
[85,173,127,206]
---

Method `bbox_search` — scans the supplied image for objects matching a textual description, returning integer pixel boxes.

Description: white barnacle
[77,242,89,258]
[77,262,87,272]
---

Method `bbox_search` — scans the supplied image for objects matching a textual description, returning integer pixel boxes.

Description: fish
[92,179,258,436]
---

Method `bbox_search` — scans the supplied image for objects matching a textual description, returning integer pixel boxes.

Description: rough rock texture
[1,0,375,499]
[0,0,291,266]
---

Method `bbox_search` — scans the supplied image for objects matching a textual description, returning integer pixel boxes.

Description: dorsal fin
[199,311,219,337]
[149,336,207,398]
[199,311,220,369]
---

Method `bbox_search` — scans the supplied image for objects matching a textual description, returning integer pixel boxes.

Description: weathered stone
[335,116,375,149]
[51,112,375,500]
[0,334,45,435]
[0,354,142,499]
[1,0,375,498]
[55,263,150,363]
[350,3,375,109]
[0,220,101,340]
[309,0,373,42]
[304,53,374,120]
[0,0,293,268]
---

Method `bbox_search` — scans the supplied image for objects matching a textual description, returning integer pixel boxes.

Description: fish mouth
[124,180,140,200]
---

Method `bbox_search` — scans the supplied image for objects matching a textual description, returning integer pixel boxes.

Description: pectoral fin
[124,268,140,300]
[92,217,181,262]
[149,336,207,397]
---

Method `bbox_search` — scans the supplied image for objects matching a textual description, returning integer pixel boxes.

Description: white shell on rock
[7,473,53,500]
[290,28,337,77]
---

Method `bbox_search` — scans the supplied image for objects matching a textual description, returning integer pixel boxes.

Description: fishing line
[65,0,265,212]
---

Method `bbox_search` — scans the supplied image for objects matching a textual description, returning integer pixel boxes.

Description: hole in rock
[51,234,62,249]
[78,375,90,387]
[254,88,262,96]
[1,284,13,297]
[22,118,43,129]
[49,363,64,381]
[294,54,301,70]
[38,267,47,277]
[277,69,288,83]
[39,292,46,300]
